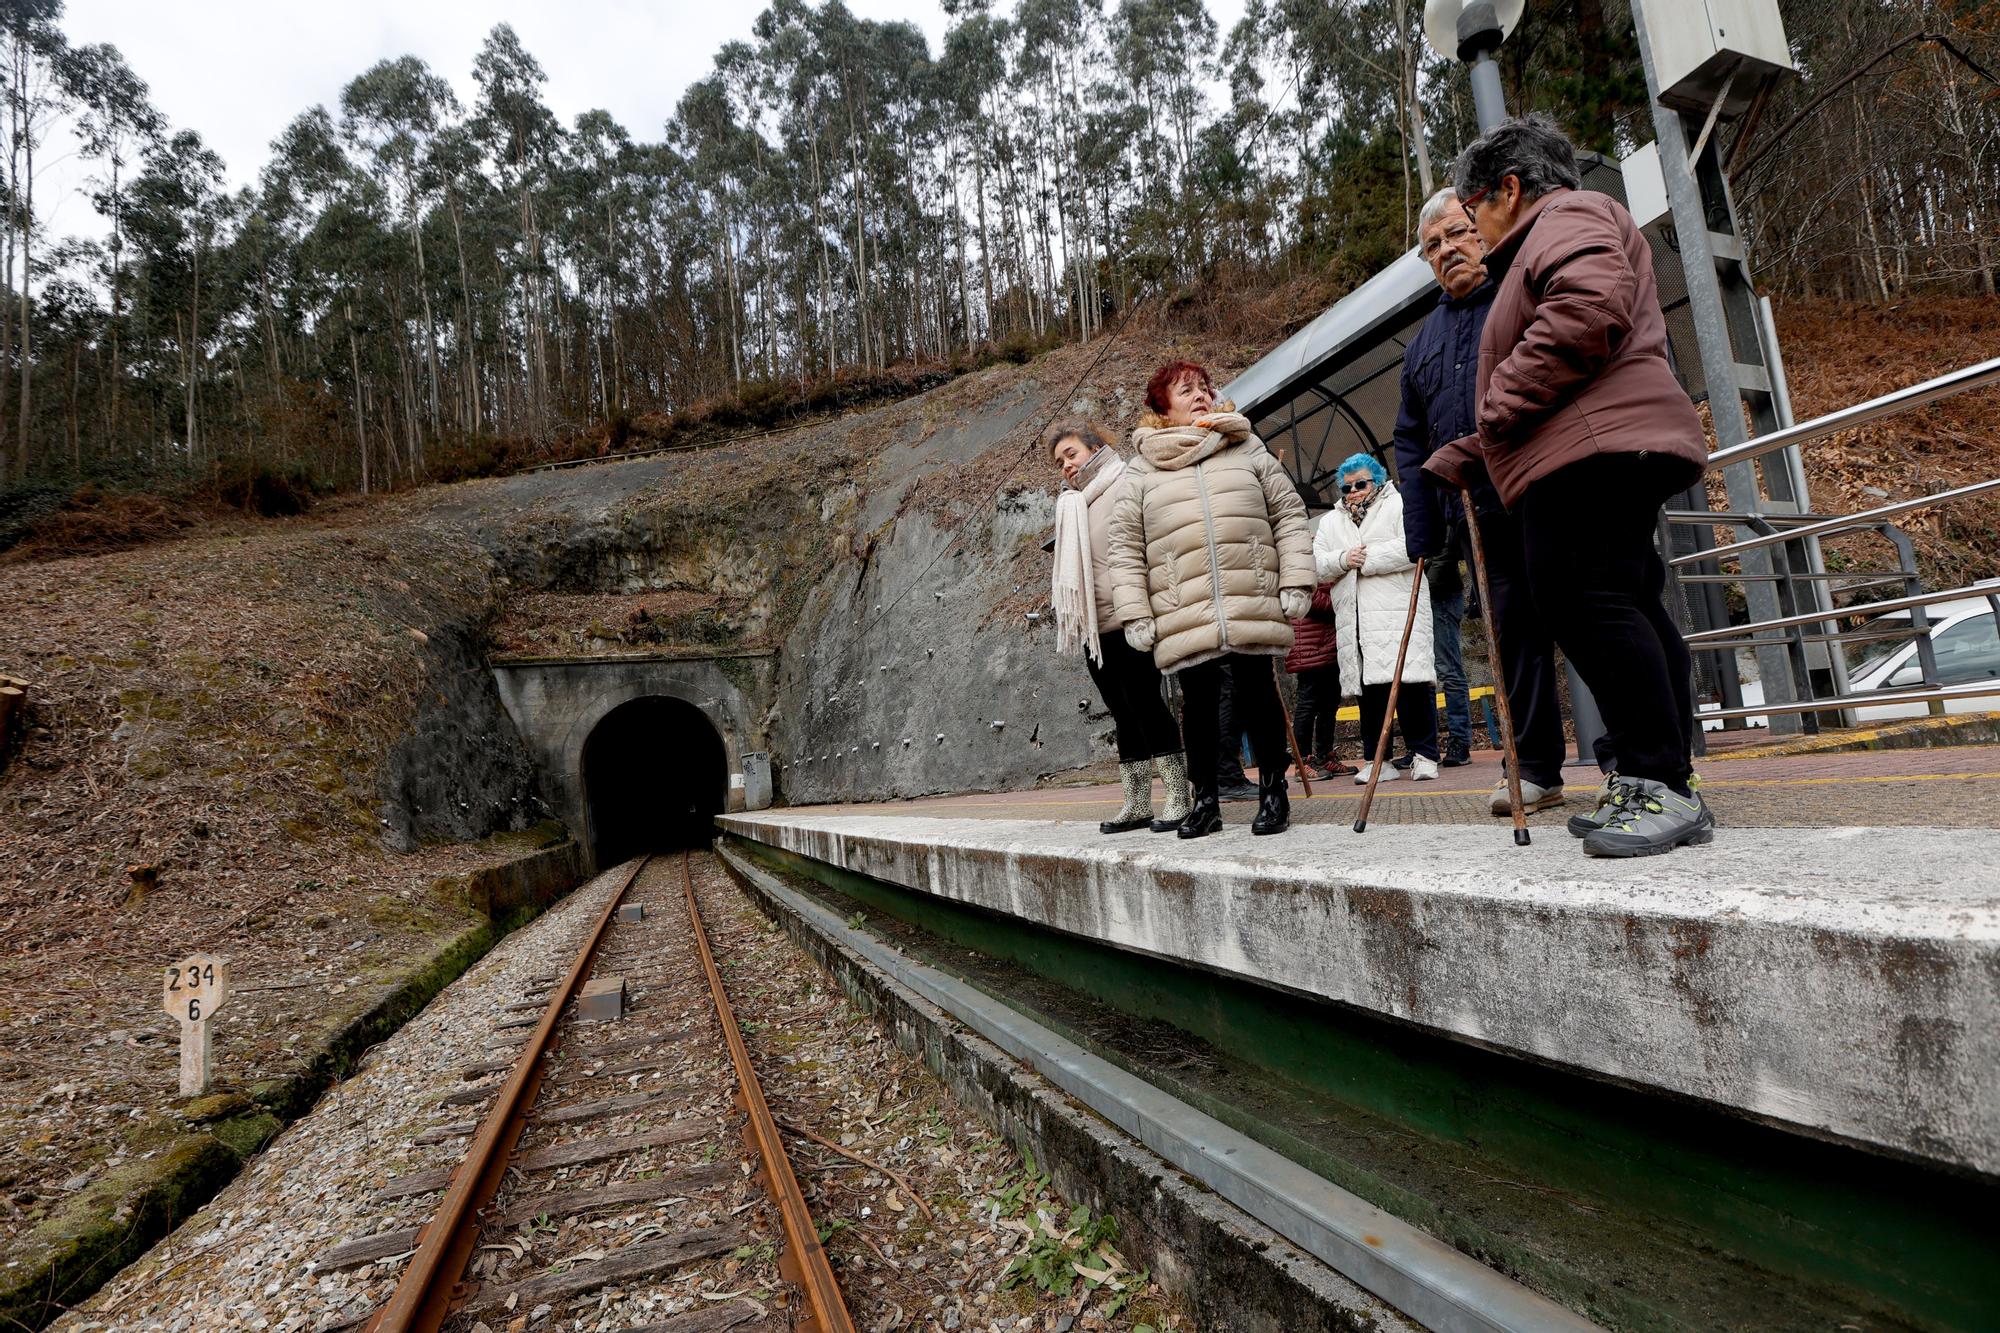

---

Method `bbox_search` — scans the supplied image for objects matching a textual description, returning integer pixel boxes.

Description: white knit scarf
[1051,449,1126,664]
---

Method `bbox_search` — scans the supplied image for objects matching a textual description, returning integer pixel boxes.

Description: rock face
[361,336,1196,816]
[379,617,545,851]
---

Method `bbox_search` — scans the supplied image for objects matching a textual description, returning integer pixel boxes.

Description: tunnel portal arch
[580,695,727,864]
[490,652,776,874]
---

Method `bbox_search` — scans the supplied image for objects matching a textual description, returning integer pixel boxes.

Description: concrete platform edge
[718,811,2000,1180]
[716,839,1601,1333]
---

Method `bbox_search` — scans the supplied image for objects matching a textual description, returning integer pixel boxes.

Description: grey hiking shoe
[1567,772,1629,838]
[1581,778,1715,858]
[1490,778,1564,816]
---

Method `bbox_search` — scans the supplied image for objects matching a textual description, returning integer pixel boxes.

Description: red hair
[1144,360,1213,415]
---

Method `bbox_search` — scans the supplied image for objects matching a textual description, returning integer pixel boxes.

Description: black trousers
[1472,507,1569,789]
[1085,633,1183,764]
[1518,454,1695,790]
[1358,679,1439,764]
[1179,653,1288,790]
[1292,665,1343,760]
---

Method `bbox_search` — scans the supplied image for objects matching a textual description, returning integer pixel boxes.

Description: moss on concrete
[0,834,583,1332]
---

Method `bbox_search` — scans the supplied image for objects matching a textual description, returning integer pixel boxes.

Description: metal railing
[1672,354,2000,729]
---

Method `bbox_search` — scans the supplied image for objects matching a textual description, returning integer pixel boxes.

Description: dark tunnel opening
[581,695,727,865]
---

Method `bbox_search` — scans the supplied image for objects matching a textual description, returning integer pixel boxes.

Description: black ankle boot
[1176,783,1223,839]
[1251,769,1291,835]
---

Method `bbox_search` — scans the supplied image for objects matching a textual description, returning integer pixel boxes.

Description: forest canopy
[0,0,1991,501]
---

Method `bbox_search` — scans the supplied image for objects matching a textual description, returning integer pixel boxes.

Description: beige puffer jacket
[1107,412,1315,673]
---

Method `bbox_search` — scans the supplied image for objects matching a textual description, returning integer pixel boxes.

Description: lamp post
[1423,0,1524,134]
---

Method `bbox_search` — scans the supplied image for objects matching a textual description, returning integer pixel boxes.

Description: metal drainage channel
[361,851,857,1333]
[716,842,1601,1333]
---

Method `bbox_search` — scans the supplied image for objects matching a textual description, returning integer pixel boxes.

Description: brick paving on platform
[805,743,2000,829]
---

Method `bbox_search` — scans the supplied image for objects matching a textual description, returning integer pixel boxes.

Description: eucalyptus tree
[341,55,458,444]
[66,41,160,449]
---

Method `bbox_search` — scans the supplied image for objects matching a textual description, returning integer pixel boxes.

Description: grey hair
[1417,187,1460,234]
[1451,111,1582,206]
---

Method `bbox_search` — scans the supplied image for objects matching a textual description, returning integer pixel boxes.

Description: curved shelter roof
[1220,248,1437,510]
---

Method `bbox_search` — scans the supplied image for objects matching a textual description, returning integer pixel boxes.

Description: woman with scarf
[1048,419,1190,834]
[1315,452,1440,784]
[1108,361,1315,838]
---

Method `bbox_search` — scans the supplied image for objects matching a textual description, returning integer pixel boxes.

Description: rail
[367,855,650,1332]
[1662,352,2000,729]
[1703,354,2000,474]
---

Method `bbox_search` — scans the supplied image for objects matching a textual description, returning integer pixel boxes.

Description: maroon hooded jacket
[1424,188,1706,507]
[1285,583,1338,674]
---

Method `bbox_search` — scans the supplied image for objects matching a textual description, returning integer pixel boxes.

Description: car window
[1884,612,2000,688]
[1933,612,2000,684]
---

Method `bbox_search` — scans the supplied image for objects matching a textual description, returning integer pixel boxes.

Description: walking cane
[1461,490,1530,846]
[1273,658,1313,799]
[1353,557,1424,833]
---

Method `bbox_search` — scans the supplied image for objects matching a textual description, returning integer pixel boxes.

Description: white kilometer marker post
[162,952,229,1097]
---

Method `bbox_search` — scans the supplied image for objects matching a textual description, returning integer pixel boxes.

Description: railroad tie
[512,1121,709,1173]
[495,1162,736,1226]
[314,1226,423,1272]
[467,1227,742,1313]
[623,1302,768,1332]
[533,1089,672,1125]
[372,1165,454,1202]
[411,1121,477,1145]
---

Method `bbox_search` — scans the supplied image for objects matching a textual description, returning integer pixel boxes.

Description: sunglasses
[1339,480,1373,494]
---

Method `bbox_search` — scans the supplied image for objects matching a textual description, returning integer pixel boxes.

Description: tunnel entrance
[580,695,727,865]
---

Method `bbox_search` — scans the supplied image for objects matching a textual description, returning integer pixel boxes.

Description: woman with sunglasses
[1314,452,1440,784]
[1107,360,1315,837]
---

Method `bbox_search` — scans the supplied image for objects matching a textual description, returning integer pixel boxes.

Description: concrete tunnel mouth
[580,695,728,864]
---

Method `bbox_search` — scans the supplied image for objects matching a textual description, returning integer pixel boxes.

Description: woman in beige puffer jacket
[1107,360,1314,838]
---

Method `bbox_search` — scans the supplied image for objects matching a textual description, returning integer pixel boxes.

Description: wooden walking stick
[1461,490,1530,846]
[1353,557,1425,833]
[1273,657,1313,799]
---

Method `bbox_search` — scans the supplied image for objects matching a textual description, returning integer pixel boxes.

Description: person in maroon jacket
[1425,113,1714,858]
[1285,576,1356,779]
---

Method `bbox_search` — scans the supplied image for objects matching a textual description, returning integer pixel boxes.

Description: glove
[1421,435,1485,490]
[1279,588,1310,621]
[1124,618,1156,651]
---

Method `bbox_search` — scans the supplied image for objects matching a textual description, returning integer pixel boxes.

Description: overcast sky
[44,0,1244,241]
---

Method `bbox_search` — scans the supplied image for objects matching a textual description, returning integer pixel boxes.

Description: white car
[1700,584,2000,729]
[1840,590,2000,722]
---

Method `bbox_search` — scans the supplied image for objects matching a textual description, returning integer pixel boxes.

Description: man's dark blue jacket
[1393,279,1504,560]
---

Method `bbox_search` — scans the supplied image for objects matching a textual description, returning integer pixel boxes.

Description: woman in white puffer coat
[1314,452,1441,783]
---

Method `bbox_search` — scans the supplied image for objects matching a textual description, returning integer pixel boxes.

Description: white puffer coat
[1314,486,1435,687]
[1107,413,1315,674]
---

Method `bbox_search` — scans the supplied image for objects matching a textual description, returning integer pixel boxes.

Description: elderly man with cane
[1394,187,1568,819]
[1426,113,1713,857]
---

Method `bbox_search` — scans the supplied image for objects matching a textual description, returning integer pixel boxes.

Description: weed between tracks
[689,853,1186,1333]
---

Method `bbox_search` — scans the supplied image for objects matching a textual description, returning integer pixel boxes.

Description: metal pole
[1468,51,1508,132]
[1627,0,1802,734]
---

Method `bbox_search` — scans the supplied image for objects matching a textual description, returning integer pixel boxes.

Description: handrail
[1668,477,2000,568]
[1698,678,2000,722]
[1704,354,2000,473]
[1682,581,1993,645]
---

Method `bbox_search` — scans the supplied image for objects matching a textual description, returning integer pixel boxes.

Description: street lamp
[1422,0,1525,133]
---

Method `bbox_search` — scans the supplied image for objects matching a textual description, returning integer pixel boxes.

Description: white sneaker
[1354,762,1403,785]
[1411,755,1439,781]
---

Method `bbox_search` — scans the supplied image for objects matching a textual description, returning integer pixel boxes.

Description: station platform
[719,742,2000,1328]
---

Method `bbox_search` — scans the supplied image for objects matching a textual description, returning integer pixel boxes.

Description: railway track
[331,851,856,1333]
